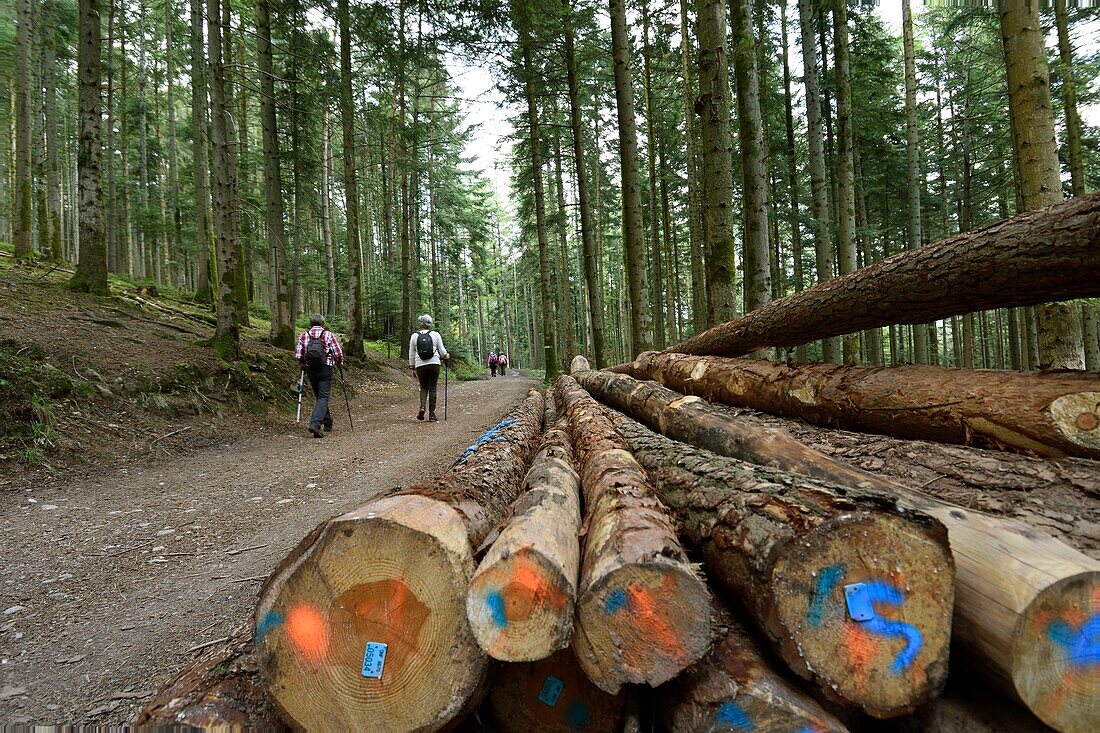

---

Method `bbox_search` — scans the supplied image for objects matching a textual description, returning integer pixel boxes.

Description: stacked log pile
[142,200,1098,732]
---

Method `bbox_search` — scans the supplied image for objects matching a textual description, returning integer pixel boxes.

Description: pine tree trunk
[1001,0,1084,370]
[42,0,61,262]
[731,0,771,323]
[679,0,706,335]
[563,2,607,368]
[321,108,336,318]
[552,135,578,371]
[1083,304,1100,372]
[669,193,1100,358]
[623,350,1100,459]
[70,0,107,293]
[780,1,802,311]
[902,0,928,365]
[555,376,711,692]
[165,2,181,286]
[14,0,34,260]
[609,0,653,353]
[104,2,116,272]
[339,0,365,358]
[117,21,132,276]
[641,3,665,349]
[256,0,293,348]
[1053,0,1085,197]
[696,0,737,326]
[797,0,838,362]
[256,392,545,730]
[189,0,212,302]
[612,414,952,718]
[833,0,858,364]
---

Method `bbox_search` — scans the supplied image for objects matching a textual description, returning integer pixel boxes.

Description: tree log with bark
[467,415,582,661]
[576,369,1098,730]
[555,375,712,693]
[660,613,848,732]
[668,192,1100,357]
[621,350,1100,460]
[608,412,953,718]
[254,390,545,731]
[484,648,625,733]
[137,624,286,730]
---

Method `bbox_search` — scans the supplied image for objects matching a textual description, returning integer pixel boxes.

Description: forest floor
[0,259,538,724]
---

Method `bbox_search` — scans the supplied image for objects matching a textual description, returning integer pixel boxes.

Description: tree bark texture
[622,351,1100,460]
[833,0,859,364]
[902,0,928,366]
[696,0,738,326]
[71,0,107,294]
[467,414,582,662]
[659,614,849,732]
[137,625,287,730]
[14,0,34,259]
[555,375,711,693]
[1054,0,1085,197]
[731,0,771,320]
[339,0,365,358]
[42,0,62,262]
[255,390,545,730]
[484,648,625,733]
[609,411,953,717]
[679,0,707,335]
[609,0,653,353]
[669,193,1100,358]
[189,0,212,302]
[580,370,1099,733]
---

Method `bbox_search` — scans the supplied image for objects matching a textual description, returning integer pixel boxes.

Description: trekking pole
[295,370,305,425]
[444,359,449,421]
[338,365,354,431]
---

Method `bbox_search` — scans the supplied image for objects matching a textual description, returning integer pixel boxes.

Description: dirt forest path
[0,372,538,725]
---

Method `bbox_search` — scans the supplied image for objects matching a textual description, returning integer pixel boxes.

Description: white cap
[418,314,433,327]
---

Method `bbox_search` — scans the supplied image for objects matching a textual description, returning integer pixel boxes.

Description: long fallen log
[668,192,1100,356]
[483,649,626,733]
[577,369,1099,733]
[253,390,545,731]
[622,350,1100,460]
[609,412,954,718]
[467,414,582,661]
[660,615,849,732]
[555,375,712,693]
[136,625,286,730]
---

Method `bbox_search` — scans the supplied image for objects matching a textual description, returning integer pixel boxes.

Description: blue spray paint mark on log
[486,590,508,628]
[255,610,284,643]
[1047,614,1100,668]
[603,589,627,613]
[808,564,846,628]
[714,702,754,730]
[456,419,515,464]
[567,700,590,729]
[856,580,923,674]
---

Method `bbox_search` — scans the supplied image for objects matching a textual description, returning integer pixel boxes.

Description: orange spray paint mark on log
[843,622,877,693]
[625,578,684,657]
[286,604,330,662]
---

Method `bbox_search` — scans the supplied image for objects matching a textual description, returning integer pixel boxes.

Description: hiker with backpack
[409,314,449,422]
[498,352,508,376]
[487,351,498,377]
[295,314,344,438]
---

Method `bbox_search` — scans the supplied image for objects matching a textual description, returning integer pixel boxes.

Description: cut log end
[467,546,575,662]
[255,495,483,731]
[770,511,955,718]
[570,354,592,374]
[485,649,625,733]
[1012,570,1099,733]
[1048,391,1100,454]
[574,562,713,693]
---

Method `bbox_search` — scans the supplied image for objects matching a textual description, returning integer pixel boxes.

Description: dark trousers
[489,364,497,376]
[499,364,507,376]
[306,365,333,429]
[416,363,441,416]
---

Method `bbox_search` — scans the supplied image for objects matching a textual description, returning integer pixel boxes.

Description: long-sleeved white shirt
[409,329,449,368]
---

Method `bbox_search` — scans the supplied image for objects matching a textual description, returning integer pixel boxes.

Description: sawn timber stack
[253,390,545,731]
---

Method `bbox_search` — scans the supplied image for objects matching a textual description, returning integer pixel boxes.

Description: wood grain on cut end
[485,649,625,733]
[1012,571,1099,733]
[1048,392,1100,455]
[468,546,574,661]
[660,621,848,733]
[254,495,482,731]
[771,511,954,718]
[574,562,713,693]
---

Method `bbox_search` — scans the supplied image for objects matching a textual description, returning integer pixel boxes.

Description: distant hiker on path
[295,314,344,439]
[409,314,449,422]
[488,351,498,377]
[498,352,508,376]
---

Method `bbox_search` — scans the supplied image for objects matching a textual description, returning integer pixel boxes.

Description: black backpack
[416,331,436,360]
[304,330,328,368]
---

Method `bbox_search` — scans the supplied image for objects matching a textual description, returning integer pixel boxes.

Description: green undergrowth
[0,339,83,464]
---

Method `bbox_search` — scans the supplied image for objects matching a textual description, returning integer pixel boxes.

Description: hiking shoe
[428,414,438,422]
[308,424,325,438]
[323,423,334,432]
[417,409,425,421]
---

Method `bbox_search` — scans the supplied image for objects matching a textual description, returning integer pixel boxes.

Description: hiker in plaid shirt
[295,314,344,438]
